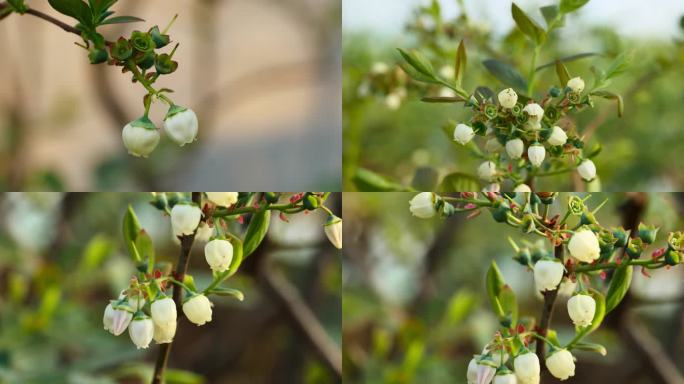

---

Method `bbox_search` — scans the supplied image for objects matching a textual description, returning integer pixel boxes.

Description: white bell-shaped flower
[522,103,544,123]
[567,77,585,93]
[514,184,531,193]
[171,203,202,237]
[324,215,343,249]
[498,88,518,109]
[514,351,540,384]
[567,294,596,327]
[534,260,564,292]
[478,161,497,182]
[204,239,234,272]
[577,159,597,181]
[164,105,198,146]
[206,192,238,207]
[506,139,524,159]
[546,349,576,381]
[129,317,154,349]
[104,303,133,336]
[409,192,436,219]
[547,126,568,146]
[568,229,600,263]
[122,116,160,158]
[153,320,177,344]
[493,372,518,384]
[527,144,546,167]
[151,297,177,328]
[182,294,213,325]
[454,123,475,145]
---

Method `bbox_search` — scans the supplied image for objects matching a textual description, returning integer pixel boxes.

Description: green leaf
[559,0,591,14]
[242,210,271,258]
[48,0,92,26]
[397,48,436,78]
[485,261,505,317]
[499,284,519,326]
[536,52,598,71]
[79,235,114,272]
[7,0,28,13]
[482,59,528,91]
[455,39,467,85]
[398,62,439,84]
[122,205,142,262]
[573,341,607,356]
[411,167,439,191]
[88,0,116,16]
[100,15,144,25]
[555,60,571,87]
[438,172,480,192]
[225,235,244,278]
[540,5,563,28]
[511,3,546,44]
[590,91,624,117]
[604,51,633,80]
[353,168,410,192]
[605,264,633,313]
[211,287,244,301]
[421,96,466,103]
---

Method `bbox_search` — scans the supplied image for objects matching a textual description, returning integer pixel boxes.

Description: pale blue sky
[343,0,684,40]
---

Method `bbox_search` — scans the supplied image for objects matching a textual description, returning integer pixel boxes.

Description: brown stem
[152,192,202,384]
[535,244,563,363]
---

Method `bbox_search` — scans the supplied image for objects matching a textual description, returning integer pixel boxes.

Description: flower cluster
[103,192,342,351]
[408,192,683,382]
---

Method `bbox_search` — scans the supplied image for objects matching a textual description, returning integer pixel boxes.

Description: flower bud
[454,124,475,145]
[206,192,239,207]
[195,222,215,242]
[567,293,596,327]
[626,238,644,259]
[637,223,659,244]
[498,88,518,109]
[533,260,564,292]
[493,372,517,384]
[149,26,170,48]
[122,117,160,158]
[385,92,402,110]
[88,48,108,64]
[514,351,540,384]
[129,316,154,349]
[557,278,577,297]
[153,319,176,344]
[527,144,545,167]
[522,103,544,123]
[547,126,568,146]
[577,159,596,181]
[514,184,531,193]
[478,161,497,182]
[104,302,133,336]
[506,139,524,159]
[110,37,133,61]
[164,106,198,146]
[409,192,436,219]
[567,77,585,93]
[170,203,202,237]
[151,297,177,328]
[613,227,631,248]
[182,294,213,325]
[204,239,234,272]
[545,349,575,380]
[324,215,343,249]
[568,229,600,263]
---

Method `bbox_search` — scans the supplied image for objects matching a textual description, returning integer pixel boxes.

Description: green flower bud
[598,230,617,261]
[514,248,531,266]
[264,192,280,204]
[135,51,156,70]
[130,31,156,53]
[612,227,630,248]
[511,102,524,117]
[490,201,511,223]
[665,249,681,266]
[549,86,561,97]
[536,192,557,205]
[567,195,584,216]
[580,211,597,226]
[625,238,643,259]
[567,91,581,104]
[303,194,319,210]
[668,231,684,252]
[155,53,178,75]
[149,26,170,48]
[111,37,133,61]
[88,48,109,64]
[484,104,498,120]
[637,223,659,244]
[521,214,536,234]
[544,106,560,123]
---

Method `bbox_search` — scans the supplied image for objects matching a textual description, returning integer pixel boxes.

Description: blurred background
[0,0,341,191]
[343,192,684,383]
[0,192,341,383]
[343,0,684,191]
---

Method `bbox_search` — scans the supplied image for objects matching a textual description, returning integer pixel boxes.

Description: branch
[152,192,202,384]
[260,258,343,378]
[535,244,562,364]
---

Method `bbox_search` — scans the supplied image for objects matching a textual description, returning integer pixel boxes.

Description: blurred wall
[0,0,341,191]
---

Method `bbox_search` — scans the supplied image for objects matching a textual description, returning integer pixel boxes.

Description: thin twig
[152,192,202,384]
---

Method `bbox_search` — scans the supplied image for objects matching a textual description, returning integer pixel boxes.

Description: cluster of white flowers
[103,292,177,348]
[122,106,198,158]
[467,347,577,383]
[450,78,598,190]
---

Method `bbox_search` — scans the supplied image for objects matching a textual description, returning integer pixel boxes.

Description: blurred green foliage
[343,1,684,191]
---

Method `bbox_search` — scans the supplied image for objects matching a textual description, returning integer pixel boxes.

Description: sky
[343,0,684,40]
